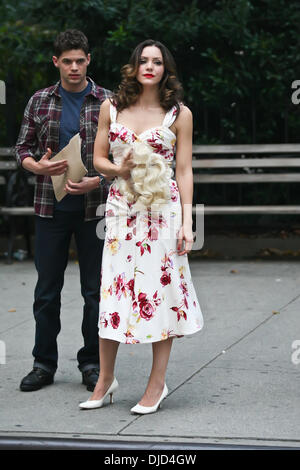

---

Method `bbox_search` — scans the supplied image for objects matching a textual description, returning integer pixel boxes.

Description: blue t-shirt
[54,81,92,212]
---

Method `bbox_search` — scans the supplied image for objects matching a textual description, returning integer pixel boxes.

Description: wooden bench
[0,147,16,187]
[191,144,300,215]
[0,147,34,263]
[2,143,300,260]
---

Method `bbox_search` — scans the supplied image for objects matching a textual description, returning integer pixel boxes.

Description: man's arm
[15,96,39,168]
[15,96,67,176]
[22,148,68,176]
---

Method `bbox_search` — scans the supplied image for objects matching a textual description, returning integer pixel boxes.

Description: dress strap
[162,105,179,128]
[110,102,117,123]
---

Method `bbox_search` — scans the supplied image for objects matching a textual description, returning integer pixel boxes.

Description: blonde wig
[116,141,173,211]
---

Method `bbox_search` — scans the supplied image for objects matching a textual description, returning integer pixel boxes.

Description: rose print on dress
[161,329,176,340]
[106,238,121,255]
[139,293,155,321]
[114,273,128,300]
[126,278,135,300]
[170,181,179,202]
[99,312,108,328]
[180,281,189,306]
[108,185,123,200]
[127,214,137,228]
[132,291,162,323]
[124,324,140,344]
[109,131,119,142]
[136,240,151,256]
[112,273,136,301]
[171,305,187,322]
[135,212,168,256]
[146,130,170,157]
[101,285,113,300]
[160,250,176,287]
[105,209,115,217]
[110,311,120,329]
[170,266,190,322]
[160,272,171,286]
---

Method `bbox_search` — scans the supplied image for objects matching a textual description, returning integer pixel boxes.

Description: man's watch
[99,176,106,187]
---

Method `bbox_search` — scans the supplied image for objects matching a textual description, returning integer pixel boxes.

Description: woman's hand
[117,149,135,180]
[177,223,194,256]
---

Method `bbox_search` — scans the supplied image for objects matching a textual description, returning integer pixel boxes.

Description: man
[15,29,111,392]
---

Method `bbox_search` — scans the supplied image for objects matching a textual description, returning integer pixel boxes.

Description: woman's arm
[174,105,194,255]
[93,99,134,180]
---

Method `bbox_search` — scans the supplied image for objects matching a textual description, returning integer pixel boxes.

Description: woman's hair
[54,29,89,57]
[112,39,184,112]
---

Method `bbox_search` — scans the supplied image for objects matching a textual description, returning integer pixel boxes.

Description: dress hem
[98,325,203,344]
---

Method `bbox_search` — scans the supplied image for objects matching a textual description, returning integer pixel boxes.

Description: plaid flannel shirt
[15,77,111,221]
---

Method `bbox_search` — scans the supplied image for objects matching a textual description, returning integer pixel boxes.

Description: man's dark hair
[54,29,89,57]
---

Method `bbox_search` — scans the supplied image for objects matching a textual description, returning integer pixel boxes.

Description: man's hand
[65,176,99,195]
[35,148,68,176]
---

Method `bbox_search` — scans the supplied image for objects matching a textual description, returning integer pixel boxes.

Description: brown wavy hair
[112,39,184,113]
[54,29,89,57]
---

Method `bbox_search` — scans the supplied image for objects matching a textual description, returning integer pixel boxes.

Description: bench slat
[0,147,15,157]
[192,205,300,215]
[3,144,300,156]
[193,173,300,183]
[2,144,300,156]
[0,161,17,170]
[0,207,35,215]
[192,158,300,168]
[192,144,300,154]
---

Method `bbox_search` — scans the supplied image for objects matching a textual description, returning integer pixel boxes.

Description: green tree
[0,0,300,145]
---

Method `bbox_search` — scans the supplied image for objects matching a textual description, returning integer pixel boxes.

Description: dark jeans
[32,210,104,374]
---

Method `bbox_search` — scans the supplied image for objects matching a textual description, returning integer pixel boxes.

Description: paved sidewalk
[0,259,300,448]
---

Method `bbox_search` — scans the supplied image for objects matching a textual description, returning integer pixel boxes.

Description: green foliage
[0,0,300,145]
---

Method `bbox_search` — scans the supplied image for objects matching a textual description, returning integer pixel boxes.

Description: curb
[0,436,298,450]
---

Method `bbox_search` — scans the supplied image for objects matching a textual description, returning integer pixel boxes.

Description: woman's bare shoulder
[99,98,112,122]
[178,104,192,119]
[101,97,112,111]
[173,104,192,133]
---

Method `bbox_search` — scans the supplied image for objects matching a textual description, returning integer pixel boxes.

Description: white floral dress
[98,103,203,343]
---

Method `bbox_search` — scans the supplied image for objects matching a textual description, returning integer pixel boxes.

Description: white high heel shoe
[79,377,119,409]
[130,384,168,415]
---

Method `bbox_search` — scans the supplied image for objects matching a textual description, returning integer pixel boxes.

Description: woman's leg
[138,337,173,407]
[89,338,120,400]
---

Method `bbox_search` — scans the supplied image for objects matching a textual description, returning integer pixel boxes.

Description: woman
[79,39,203,414]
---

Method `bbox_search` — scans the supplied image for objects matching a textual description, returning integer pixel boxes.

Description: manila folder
[51,133,88,201]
